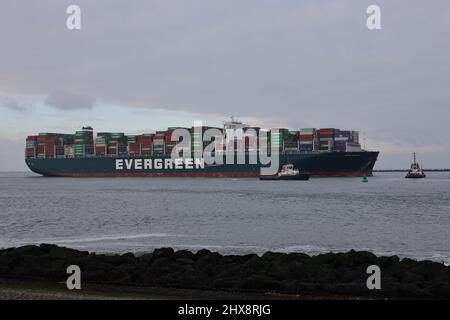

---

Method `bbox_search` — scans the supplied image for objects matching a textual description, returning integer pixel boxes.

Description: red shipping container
[128,143,140,152]
[37,136,47,143]
[96,146,106,153]
[141,143,152,149]
[45,145,55,157]
[26,135,38,141]
[138,135,153,143]
[299,134,314,140]
[318,130,334,137]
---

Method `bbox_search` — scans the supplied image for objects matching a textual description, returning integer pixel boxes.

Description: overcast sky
[1,0,450,170]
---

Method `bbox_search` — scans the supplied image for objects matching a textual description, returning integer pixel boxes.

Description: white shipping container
[64,145,74,156]
[351,131,359,143]
[346,142,362,152]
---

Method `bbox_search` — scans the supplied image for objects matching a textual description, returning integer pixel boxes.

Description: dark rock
[174,250,195,259]
[98,254,134,267]
[397,283,432,299]
[152,247,175,259]
[121,252,135,259]
[261,251,284,261]
[2,245,450,299]
[286,252,310,262]
[245,256,269,272]
[347,250,378,266]
[195,249,213,258]
[11,245,45,256]
[376,255,400,268]
[212,277,241,289]
[240,274,284,291]
[139,253,154,264]
[173,250,195,265]
[106,268,132,284]
[40,244,88,258]
[195,252,221,269]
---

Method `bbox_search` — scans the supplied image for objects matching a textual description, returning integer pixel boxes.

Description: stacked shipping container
[299,128,316,152]
[165,127,188,155]
[153,131,166,155]
[243,127,259,152]
[106,132,126,156]
[74,127,93,157]
[25,136,38,158]
[127,135,140,156]
[284,130,300,151]
[139,134,154,155]
[270,129,289,153]
[333,130,351,152]
[318,128,335,152]
[192,126,223,153]
[95,133,108,156]
[25,126,362,159]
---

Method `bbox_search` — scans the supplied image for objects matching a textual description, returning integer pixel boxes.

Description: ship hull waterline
[25,151,379,178]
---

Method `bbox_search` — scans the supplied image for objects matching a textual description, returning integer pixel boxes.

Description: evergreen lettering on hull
[115,158,205,171]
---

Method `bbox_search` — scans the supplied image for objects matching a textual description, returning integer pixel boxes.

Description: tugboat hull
[405,153,426,179]
[259,173,310,181]
[405,174,426,179]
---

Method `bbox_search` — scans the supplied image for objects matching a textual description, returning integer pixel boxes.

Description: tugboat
[260,164,310,181]
[405,153,426,179]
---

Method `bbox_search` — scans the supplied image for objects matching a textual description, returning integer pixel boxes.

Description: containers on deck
[25,124,362,159]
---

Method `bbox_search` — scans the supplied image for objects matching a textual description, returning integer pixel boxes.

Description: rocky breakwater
[1,244,450,299]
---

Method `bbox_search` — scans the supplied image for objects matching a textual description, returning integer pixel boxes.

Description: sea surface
[1,172,449,263]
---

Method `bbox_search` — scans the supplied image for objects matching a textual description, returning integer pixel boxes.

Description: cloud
[368,139,450,156]
[43,91,96,110]
[0,96,30,112]
[0,138,27,171]
[1,0,450,168]
[0,0,448,126]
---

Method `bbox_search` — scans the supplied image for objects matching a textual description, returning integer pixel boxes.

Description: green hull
[25,151,379,177]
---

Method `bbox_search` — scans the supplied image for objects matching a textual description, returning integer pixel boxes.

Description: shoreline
[1,244,450,300]
[0,278,354,300]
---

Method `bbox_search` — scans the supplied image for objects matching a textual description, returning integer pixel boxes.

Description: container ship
[25,120,379,177]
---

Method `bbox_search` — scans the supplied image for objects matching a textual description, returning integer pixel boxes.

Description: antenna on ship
[360,130,368,182]
[362,131,367,151]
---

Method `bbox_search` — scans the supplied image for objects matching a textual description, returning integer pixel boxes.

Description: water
[1,172,449,264]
